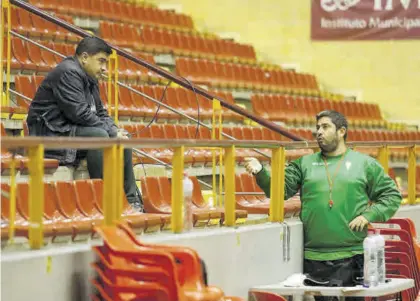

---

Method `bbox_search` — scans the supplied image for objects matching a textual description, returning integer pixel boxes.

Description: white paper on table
[283,274,307,287]
[341,286,365,293]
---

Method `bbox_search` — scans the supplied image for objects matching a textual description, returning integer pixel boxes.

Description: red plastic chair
[249,291,287,301]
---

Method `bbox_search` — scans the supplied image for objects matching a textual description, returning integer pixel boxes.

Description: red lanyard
[322,152,347,209]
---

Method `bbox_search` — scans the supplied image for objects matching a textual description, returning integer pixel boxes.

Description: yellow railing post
[211,99,221,207]
[1,0,12,106]
[8,156,16,244]
[107,50,118,118]
[377,146,389,174]
[223,145,236,226]
[218,103,223,207]
[113,52,119,125]
[0,0,5,98]
[103,145,117,225]
[171,146,185,233]
[407,146,416,205]
[270,147,286,222]
[28,144,44,249]
[115,144,124,221]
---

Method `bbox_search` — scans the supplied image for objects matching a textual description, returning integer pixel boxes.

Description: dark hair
[316,110,348,140]
[75,37,112,56]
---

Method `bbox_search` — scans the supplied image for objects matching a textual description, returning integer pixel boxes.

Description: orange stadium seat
[90,179,169,231]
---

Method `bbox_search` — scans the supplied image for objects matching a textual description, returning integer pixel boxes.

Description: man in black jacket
[27,37,143,211]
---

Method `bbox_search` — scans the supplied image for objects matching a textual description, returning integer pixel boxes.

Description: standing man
[245,110,401,300]
[27,37,143,211]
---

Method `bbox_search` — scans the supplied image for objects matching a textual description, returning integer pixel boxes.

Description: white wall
[1,205,420,301]
[0,220,303,301]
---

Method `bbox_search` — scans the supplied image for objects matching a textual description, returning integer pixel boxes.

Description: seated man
[27,36,142,211]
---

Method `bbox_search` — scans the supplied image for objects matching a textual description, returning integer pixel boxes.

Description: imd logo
[320,0,361,12]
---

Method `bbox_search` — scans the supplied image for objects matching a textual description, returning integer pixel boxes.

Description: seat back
[189,176,207,208]
[54,181,80,218]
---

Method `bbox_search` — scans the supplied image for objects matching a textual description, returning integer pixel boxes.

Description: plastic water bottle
[363,233,379,287]
[373,230,386,284]
[183,174,194,231]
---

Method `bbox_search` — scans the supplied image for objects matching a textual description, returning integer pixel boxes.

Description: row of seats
[396,165,420,198]
[141,176,248,226]
[5,38,158,83]
[1,123,59,174]
[6,6,80,42]
[347,129,420,142]
[0,179,171,241]
[29,0,194,31]
[251,94,383,126]
[176,57,319,95]
[235,173,301,217]
[2,173,299,241]
[13,75,243,122]
[99,21,256,63]
[101,84,244,122]
[4,37,75,72]
[347,129,420,160]
[141,175,301,223]
[121,123,313,165]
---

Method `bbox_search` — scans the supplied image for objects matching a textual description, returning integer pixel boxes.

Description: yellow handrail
[270,147,286,222]
[377,146,389,174]
[2,137,419,248]
[171,146,185,233]
[103,145,117,225]
[107,50,119,124]
[223,145,236,226]
[0,0,12,107]
[407,146,417,205]
[8,156,17,244]
[28,144,45,249]
[0,0,5,103]
[211,99,222,207]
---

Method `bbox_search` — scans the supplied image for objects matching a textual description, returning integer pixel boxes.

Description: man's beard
[318,135,339,153]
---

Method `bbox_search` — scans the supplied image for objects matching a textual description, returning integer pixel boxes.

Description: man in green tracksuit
[244,110,402,301]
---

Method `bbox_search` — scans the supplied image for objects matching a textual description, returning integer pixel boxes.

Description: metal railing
[2,0,305,142]
[0,0,306,200]
[1,137,419,249]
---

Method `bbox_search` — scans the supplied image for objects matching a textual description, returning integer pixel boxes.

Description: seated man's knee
[77,127,109,138]
[90,128,109,138]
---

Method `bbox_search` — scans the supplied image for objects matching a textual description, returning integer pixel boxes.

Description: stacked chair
[369,218,420,301]
[91,222,244,301]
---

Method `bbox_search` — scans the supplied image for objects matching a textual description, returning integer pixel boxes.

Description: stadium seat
[189,176,248,223]
[1,123,59,174]
[90,179,169,231]
[141,176,227,226]
[235,173,301,217]
[249,291,287,301]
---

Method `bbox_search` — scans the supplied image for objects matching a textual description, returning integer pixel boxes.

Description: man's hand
[244,157,262,175]
[117,129,129,139]
[349,215,369,232]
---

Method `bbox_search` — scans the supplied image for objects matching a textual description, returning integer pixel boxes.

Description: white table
[251,278,414,300]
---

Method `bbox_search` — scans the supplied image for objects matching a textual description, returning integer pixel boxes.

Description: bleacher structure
[1,0,420,300]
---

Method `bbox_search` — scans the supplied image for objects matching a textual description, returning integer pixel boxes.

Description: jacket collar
[70,56,99,88]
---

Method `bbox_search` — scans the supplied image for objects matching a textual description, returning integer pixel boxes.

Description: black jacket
[27,56,118,165]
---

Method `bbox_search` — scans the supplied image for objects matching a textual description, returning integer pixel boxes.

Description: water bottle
[183,174,194,231]
[373,230,386,284]
[363,233,379,287]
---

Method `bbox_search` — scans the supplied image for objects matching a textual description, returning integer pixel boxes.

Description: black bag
[303,255,364,287]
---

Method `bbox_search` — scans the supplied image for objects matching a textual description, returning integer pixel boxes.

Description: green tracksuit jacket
[255,149,402,260]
